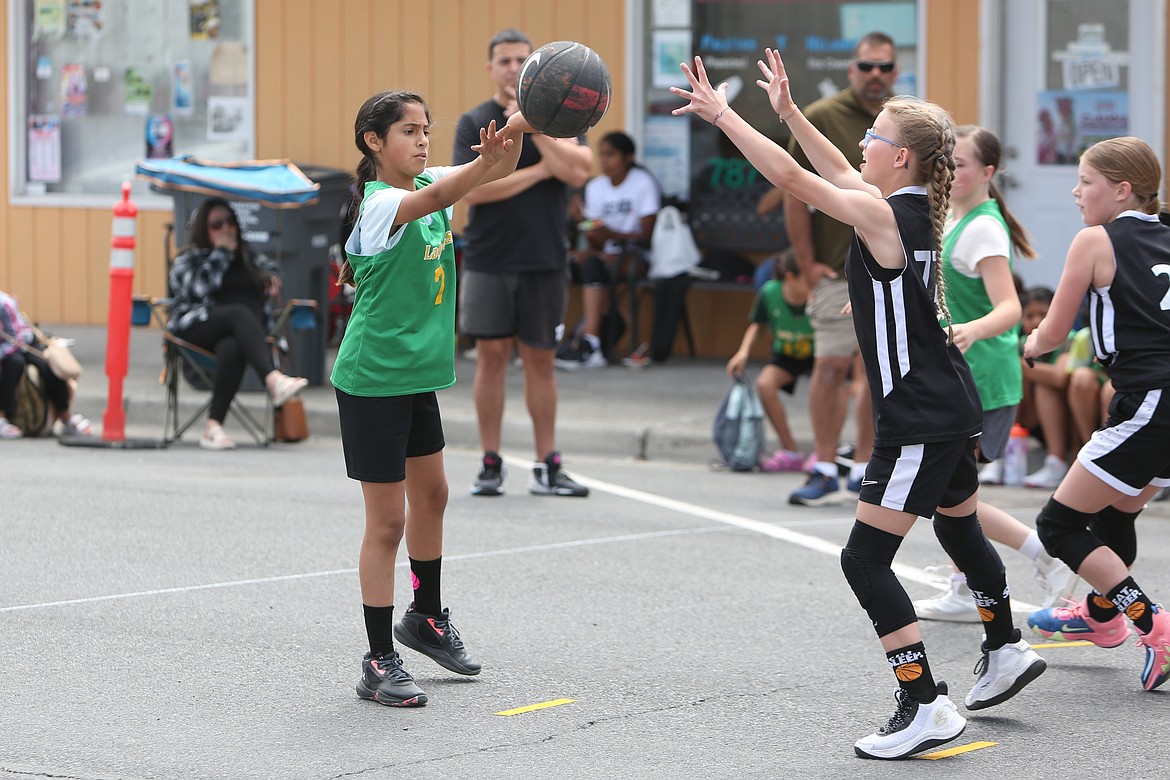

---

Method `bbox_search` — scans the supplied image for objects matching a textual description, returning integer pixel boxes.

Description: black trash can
[163,164,351,385]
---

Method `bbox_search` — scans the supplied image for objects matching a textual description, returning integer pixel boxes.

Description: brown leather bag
[274,396,309,442]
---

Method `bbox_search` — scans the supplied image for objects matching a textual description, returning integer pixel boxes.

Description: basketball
[894,663,922,682]
[517,41,612,138]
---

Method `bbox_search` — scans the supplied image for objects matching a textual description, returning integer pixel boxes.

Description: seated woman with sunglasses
[168,198,308,450]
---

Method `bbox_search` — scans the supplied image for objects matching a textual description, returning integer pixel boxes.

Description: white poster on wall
[207,95,250,140]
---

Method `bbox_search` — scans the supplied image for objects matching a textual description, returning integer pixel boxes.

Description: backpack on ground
[713,376,764,471]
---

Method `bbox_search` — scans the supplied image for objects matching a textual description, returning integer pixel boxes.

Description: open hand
[755,48,797,119]
[669,56,729,124]
[472,119,515,166]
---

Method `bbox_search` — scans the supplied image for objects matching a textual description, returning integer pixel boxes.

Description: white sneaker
[1024,454,1067,489]
[978,459,1003,485]
[854,682,967,760]
[913,578,982,623]
[922,564,957,586]
[1033,551,1076,608]
[964,631,1046,710]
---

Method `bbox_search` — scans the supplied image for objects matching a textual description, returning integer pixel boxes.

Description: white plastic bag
[648,206,701,280]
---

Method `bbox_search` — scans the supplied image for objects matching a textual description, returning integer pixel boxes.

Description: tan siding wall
[924,0,982,125]
[1,0,625,325]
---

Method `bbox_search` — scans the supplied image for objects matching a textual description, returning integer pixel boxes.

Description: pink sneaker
[759,450,806,472]
[1027,595,1130,648]
[1137,605,1170,691]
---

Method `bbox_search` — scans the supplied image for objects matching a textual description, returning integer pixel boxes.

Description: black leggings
[0,351,25,418]
[176,304,274,424]
[25,349,71,413]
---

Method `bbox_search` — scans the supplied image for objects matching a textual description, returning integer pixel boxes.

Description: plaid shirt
[0,291,33,359]
[167,246,278,333]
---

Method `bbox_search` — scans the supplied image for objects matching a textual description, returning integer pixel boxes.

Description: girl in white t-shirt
[557,132,661,369]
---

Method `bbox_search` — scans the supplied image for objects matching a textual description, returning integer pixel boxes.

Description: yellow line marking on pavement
[918,741,996,759]
[1031,640,1095,648]
[495,698,576,716]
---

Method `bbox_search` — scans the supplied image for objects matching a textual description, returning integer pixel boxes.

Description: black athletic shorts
[858,436,979,518]
[768,350,814,395]
[1079,387,1170,495]
[335,388,445,483]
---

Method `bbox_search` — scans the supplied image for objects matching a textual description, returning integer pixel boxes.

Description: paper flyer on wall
[32,0,66,42]
[66,0,105,41]
[28,115,62,183]
[146,115,175,159]
[207,95,250,140]
[60,63,87,117]
[173,61,194,115]
[190,1,221,40]
[123,67,153,116]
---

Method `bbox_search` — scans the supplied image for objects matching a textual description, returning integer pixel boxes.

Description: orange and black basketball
[517,41,611,138]
[894,663,922,682]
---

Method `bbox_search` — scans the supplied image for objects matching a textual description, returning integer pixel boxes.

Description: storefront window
[637,0,921,248]
[10,0,255,206]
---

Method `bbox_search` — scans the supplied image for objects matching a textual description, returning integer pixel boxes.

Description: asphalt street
[2,327,1168,778]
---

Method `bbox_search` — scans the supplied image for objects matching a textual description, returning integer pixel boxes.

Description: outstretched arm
[756,49,871,193]
[671,55,884,234]
[396,114,530,225]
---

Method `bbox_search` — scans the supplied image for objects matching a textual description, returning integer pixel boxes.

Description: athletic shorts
[458,268,567,349]
[808,278,858,358]
[1078,387,1170,495]
[858,436,979,518]
[978,405,1018,462]
[335,388,444,483]
[768,351,814,395]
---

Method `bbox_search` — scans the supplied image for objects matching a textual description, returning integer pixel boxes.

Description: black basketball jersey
[1091,212,1170,393]
[846,188,983,447]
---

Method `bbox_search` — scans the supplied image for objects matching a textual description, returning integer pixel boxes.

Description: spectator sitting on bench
[725,249,815,472]
[557,132,661,370]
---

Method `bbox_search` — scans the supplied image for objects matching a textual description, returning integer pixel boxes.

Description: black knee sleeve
[840,521,915,636]
[1089,506,1139,568]
[1036,497,1101,572]
[933,511,1006,598]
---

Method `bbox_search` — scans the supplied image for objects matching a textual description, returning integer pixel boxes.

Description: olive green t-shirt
[331,173,457,397]
[787,89,877,274]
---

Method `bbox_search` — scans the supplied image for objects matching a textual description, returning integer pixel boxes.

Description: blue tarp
[134,156,321,208]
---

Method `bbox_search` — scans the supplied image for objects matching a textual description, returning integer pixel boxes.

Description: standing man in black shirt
[455,28,593,498]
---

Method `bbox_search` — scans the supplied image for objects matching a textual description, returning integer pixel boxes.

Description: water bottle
[1002,423,1029,486]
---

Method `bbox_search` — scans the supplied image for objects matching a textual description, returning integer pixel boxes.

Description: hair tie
[936,154,947,162]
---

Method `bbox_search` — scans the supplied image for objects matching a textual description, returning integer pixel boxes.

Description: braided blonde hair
[883,97,957,336]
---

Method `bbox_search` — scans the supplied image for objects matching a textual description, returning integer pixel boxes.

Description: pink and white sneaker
[759,450,807,472]
[1027,595,1130,648]
[1137,605,1170,691]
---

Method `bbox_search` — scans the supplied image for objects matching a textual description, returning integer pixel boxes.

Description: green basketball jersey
[941,199,1021,410]
[331,176,457,397]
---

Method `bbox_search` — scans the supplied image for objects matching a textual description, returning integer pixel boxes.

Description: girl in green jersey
[333,91,529,707]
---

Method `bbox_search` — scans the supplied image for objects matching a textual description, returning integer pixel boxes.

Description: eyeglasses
[855,61,896,74]
[863,128,903,149]
[208,218,236,230]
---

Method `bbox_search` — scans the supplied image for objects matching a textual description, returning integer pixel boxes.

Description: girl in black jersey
[673,49,1043,759]
[1023,136,1170,692]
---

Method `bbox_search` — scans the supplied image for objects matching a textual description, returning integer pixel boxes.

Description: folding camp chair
[131,295,317,446]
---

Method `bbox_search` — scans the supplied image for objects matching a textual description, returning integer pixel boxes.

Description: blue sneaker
[788,471,842,506]
[847,475,863,493]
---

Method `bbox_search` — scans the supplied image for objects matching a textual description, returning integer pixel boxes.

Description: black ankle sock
[887,642,936,703]
[1107,577,1156,633]
[363,604,395,656]
[409,556,443,616]
[1085,589,1120,622]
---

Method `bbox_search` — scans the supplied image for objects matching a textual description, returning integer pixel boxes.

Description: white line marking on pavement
[556,466,1042,613]
[0,526,730,613]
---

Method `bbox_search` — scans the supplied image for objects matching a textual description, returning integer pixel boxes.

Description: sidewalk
[56,324,807,463]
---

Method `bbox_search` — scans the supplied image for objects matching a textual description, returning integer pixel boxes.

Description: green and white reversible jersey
[331,172,458,397]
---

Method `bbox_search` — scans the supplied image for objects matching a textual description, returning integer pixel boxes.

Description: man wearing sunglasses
[784,31,899,506]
